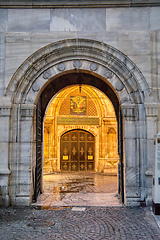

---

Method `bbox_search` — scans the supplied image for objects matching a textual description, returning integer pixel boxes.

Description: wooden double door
[60,130,95,171]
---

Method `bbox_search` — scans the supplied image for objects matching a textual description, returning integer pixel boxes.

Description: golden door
[60,130,95,171]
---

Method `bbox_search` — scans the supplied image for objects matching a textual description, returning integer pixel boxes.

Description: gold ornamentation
[80,135,84,141]
[70,96,86,115]
[72,135,77,141]
[63,147,68,155]
[72,164,76,170]
[72,147,77,155]
[63,163,68,170]
[88,164,92,169]
[80,147,84,155]
[57,117,99,125]
[88,147,93,155]
[80,164,85,170]
[64,136,68,140]
[88,136,92,141]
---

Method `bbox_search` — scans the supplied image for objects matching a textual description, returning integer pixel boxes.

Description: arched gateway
[5,39,150,206]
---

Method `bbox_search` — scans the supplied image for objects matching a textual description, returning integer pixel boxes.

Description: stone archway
[6,39,149,206]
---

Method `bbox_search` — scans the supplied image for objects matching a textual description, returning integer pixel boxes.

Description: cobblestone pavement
[0,206,160,240]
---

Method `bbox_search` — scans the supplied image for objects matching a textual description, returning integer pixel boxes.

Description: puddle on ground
[35,173,119,205]
[52,177,95,194]
[32,206,70,210]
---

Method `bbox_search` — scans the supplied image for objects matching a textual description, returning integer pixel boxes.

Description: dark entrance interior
[61,130,95,172]
[34,71,124,203]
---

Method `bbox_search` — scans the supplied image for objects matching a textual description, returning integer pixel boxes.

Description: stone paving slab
[33,192,122,207]
[34,172,121,207]
[0,206,160,240]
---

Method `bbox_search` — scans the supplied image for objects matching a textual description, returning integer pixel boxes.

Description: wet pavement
[33,172,122,207]
[0,206,160,239]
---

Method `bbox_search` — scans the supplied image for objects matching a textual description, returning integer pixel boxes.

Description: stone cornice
[0,0,160,8]
[0,107,11,117]
[145,103,159,117]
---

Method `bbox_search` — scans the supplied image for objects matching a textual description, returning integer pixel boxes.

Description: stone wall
[0,5,160,206]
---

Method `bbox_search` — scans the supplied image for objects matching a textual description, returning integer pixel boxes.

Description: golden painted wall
[43,85,119,174]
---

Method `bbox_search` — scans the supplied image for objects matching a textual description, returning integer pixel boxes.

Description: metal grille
[34,97,42,201]
[118,108,124,203]
[88,99,97,116]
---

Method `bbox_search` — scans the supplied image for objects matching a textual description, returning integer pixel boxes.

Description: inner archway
[37,75,122,206]
[43,84,119,175]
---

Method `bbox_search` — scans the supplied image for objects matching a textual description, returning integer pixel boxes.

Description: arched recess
[43,85,107,175]
[7,39,149,206]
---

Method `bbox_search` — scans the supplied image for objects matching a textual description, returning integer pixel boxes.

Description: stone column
[14,104,35,205]
[0,104,11,206]
[145,103,158,205]
[122,104,141,206]
[0,33,5,96]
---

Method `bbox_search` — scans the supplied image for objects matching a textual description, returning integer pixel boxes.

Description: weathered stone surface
[0,9,7,32]
[106,8,150,31]
[0,4,159,208]
[50,8,106,32]
[0,0,160,7]
[7,9,50,32]
[0,143,9,167]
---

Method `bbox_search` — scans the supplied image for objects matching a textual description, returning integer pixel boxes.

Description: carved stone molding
[90,63,98,71]
[20,105,35,118]
[0,0,159,8]
[115,81,124,92]
[0,107,11,117]
[145,104,158,117]
[122,105,136,120]
[73,60,82,70]
[57,63,65,72]
[6,39,149,106]
[43,70,51,79]
[32,82,40,92]
[103,70,114,79]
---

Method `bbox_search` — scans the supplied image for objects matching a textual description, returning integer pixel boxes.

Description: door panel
[60,130,95,171]
[61,140,69,171]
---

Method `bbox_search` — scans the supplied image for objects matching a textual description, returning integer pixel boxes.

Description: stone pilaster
[0,104,11,206]
[122,104,141,206]
[145,103,158,205]
[13,104,35,205]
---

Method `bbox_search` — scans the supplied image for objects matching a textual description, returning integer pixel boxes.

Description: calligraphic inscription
[70,96,86,115]
[57,117,99,125]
